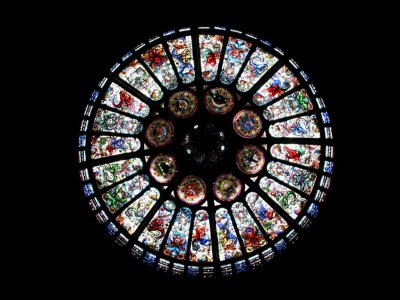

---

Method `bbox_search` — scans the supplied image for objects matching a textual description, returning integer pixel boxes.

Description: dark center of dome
[181,122,229,169]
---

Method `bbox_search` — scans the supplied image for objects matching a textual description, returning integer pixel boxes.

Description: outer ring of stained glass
[213,173,242,202]
[149,154,178,183]
[236,145,265,175]
[233,109,263,138]
[78,26,335,278]
[204,87,235,114]
[145,118,174,147]
[168,90,198,118]
[176,175,206,205]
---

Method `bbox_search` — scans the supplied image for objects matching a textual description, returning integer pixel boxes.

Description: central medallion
[181,122,229,169]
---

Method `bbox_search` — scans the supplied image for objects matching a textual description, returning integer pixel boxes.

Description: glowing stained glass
[267,161,317,195]
[116,188,160,235]
[90,136,140,159]
[246,192,288,240]
[119,60,163,101]
[138,200,176,250]
[270,144,321,169]
[215,208,242,261]
[199,34,224,81]
[259,177,307,219]
[253,65,300,106]
[237,48,278,92]
[141,44,178,90]
[220,37,252,85]
[263,89,313,121]
[269,115,320,138]
[231,202,267,252]
[163,207,192,260]
[93,158,143,189]
[101,174,149,214]
[189,210,213,262]
[167,36,195,84]
[92,109,143,134]
[101,83,150,118]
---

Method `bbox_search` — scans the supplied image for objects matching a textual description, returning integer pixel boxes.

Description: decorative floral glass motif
[233,110,262,138]
[204,87,235,114]
[168,90,198,118]
[149,154,177,183]
[236,145,265,174]
[214,174,242,202]
[79,28,334,277]
[145,118,174,147]
[177,176,206,205]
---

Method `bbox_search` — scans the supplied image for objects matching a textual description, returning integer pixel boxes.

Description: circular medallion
[145,118,174,147]
[233,110,262,138]
[149,154,178,183]
[236,145,265,174]
[213,173,242,202]
[177,175,206,205]
[204,87,235,114]
[168,90,198,118]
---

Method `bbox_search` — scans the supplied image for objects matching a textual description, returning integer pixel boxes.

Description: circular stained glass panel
[78,27,334,278]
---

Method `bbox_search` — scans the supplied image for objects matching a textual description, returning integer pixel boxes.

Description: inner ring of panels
[78,26,334,278]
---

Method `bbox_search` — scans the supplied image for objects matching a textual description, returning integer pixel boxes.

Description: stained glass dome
[78,26,334,278]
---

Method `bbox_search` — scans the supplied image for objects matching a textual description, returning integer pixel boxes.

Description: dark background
[23,5,381,296]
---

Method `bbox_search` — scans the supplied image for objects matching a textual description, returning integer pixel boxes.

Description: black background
[22,5,381,297]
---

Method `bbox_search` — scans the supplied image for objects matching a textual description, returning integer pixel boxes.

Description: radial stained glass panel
[267,161,317,195]
[237,48,278,92]
[119,60,163,101]
[199,34,224,81]
[215,208,243,261]
[92,109,143,134]
[163,207,192,260]
[116,188,160,235]
[167,36,195,84]
[253,65,300,106]
[101,82,150,118]
[138,200,176,250]
[220,37,252,85]
[141,44,178,90]
[189,210,213,262]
